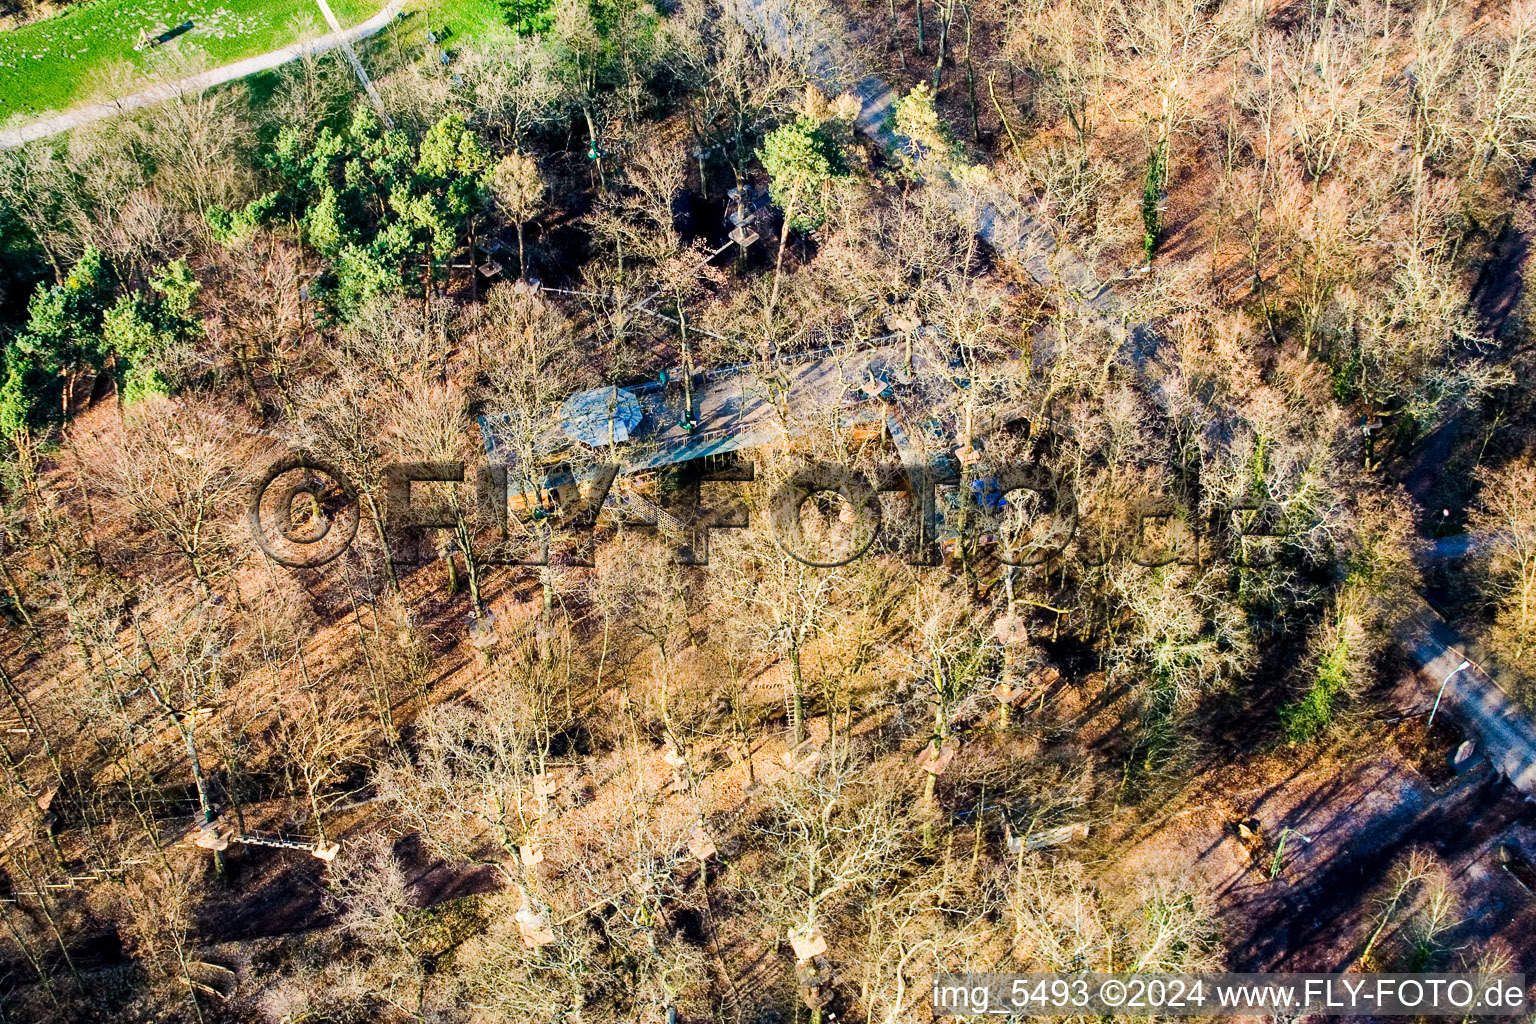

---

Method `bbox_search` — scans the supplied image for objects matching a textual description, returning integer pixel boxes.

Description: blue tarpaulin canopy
[560,386,644,447]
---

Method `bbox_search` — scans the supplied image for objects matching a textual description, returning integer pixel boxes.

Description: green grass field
[365,0,513,58]
[0,0,379,120]
[423,0,509,41]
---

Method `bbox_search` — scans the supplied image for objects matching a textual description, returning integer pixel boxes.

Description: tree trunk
[933,0,955,88]
[365,493,400,594]
[963,2,978,140]
[422,246,433,319]
[541,566,554,664]
[921,684,947,846]
[1,906,60,1005]
[989,75,1021,155]
[305,770,328,845]
[677,288,696,425]
[455,516,484,615]
[0,556,37,636]
[765,178,802,357]
[469,214,479,303]
[176,718,225,877]
[790,645,807,745]
[583,106,604,192]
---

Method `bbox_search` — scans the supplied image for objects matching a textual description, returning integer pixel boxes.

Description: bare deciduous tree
[1471,455,1536,681]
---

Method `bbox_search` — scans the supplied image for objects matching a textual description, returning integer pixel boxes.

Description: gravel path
[0,0,403,149]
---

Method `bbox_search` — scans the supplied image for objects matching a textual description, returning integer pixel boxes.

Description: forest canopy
[0,0,1533,1019]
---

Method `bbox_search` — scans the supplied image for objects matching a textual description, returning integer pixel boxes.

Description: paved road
[0,0,403,150]
[1397,597,1536,795]
[1411,530,1536,794]
[1427,531,1495,561]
